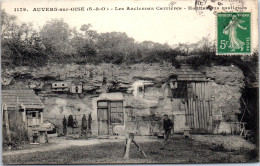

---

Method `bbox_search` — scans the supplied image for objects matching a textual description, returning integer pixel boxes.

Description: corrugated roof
[2,89,44,109]
[174,65,207,81]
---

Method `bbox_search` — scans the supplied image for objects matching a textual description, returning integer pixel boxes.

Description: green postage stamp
[217,13,251,55]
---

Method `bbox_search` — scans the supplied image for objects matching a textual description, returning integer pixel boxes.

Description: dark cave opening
[238,87,259,145]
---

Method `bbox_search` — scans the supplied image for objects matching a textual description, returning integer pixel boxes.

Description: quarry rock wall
[2,63,245,135]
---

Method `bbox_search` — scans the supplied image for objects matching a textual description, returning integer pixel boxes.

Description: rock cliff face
[2,63,245,135]
[2,63,174,91]
[202,66,245,121]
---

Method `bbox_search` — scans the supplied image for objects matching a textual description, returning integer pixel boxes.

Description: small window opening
[32,112,36,117]
[171,81,188,98]
[103,77,107,84]
[138,87,143,92]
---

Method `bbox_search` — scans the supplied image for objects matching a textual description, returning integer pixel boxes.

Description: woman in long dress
[223,15,247,51]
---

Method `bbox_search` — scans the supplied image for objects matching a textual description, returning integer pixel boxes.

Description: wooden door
[98,108,109,135]
[184,82,214,133]
[184,99,213,133]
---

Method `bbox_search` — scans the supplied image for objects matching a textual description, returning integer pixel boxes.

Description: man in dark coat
[163,114,173,140]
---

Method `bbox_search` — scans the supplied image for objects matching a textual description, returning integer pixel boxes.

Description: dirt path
[2,136,158,156]
[2,137,120,156]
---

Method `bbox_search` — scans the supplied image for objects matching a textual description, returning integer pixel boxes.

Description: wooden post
[124,136,132,159]
[3,104,11,142]
[4,109,11,142]
[171,114,174,137]
[240,123,246,136]
[123,132,146,159]
[40,112,43,124]
[132,140,147,158]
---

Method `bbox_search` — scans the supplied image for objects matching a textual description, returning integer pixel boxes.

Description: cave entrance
[238,87,258,144]
[239,87,258,133]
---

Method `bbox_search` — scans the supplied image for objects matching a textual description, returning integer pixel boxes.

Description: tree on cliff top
[2,10,179,66]
[3,10,257,70]
[1,9,48,67]
[40,18,75,59]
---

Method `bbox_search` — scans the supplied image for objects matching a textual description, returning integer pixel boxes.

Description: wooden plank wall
[184,82,213,133]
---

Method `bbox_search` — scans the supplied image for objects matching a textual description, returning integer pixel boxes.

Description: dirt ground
[192,135,256,151]
[2,135,258,164]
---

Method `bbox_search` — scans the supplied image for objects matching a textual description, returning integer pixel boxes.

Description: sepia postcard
[1,0,259,164]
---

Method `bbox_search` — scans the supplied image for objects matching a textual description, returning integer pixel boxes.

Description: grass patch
[3,139,257,164]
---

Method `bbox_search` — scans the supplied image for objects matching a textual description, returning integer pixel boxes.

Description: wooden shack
[2,89,49,144]
[168,64,216,133]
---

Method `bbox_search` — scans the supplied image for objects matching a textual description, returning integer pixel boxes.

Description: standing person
[163,114,173,140]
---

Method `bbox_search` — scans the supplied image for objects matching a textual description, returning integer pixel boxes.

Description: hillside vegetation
[1,9,258,88]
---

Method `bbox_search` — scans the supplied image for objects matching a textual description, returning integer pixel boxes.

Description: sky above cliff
[2,0,258,49]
